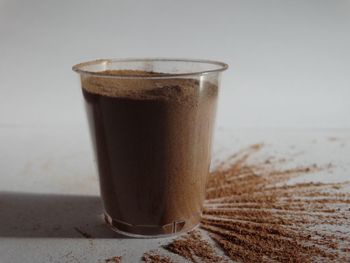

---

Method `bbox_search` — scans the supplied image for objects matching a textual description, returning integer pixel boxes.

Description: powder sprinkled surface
[164,230,226,263]
[142,250,174,263]
[104,256,122,263]
[159,144,350,262]
[1,127,349,262]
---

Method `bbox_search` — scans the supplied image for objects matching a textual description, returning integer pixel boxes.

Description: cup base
[104,212,200,238]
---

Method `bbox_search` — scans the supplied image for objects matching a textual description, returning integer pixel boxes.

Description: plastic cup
[73,58,228,237]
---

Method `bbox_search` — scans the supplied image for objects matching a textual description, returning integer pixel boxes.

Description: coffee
[81,70,218,237]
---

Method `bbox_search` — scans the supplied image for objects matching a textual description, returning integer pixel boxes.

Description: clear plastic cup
[73,58,228,238]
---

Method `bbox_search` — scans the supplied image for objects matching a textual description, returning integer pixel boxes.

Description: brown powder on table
[164,230,226,262]
[159,144,350,262]
[142,250,173,263]
[105,256,122,263]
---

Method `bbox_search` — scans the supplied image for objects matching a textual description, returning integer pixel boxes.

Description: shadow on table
[0,191,127,238]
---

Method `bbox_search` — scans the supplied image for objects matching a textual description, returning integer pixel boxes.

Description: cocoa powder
[105,256,122,263]
[142,250,173,263]
[164,230,226,263]
[161,144,350,262]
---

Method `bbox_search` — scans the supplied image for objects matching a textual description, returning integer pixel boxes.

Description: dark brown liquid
[82,73,218,236]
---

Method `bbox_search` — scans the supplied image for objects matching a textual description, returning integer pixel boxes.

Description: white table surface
[1,125,349,262]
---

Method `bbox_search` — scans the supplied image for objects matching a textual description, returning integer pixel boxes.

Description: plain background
[0,0,349,129]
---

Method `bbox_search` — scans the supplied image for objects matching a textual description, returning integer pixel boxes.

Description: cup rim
[72,58,228,78]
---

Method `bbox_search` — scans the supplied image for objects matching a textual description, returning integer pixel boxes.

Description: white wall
[1,0,349,129]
